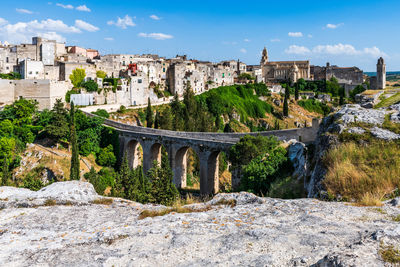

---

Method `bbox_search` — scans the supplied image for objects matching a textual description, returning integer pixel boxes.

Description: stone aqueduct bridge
[86,113,320,195]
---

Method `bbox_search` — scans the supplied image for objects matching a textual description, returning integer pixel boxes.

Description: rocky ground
[0,182,399,266]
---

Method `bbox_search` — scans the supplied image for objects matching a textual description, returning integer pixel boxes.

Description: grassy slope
[323,141,400,206]
[375,92,400,108]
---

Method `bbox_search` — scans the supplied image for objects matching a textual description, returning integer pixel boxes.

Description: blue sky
[0,0,399,71]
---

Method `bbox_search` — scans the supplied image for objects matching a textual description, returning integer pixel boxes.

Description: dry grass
[138,206,211,220]
[380,244,400,264]
[392,215,400,222]
[212,199,237,208]
[44,199,57,206]
[323,141,400,205]
[91,198,114,205]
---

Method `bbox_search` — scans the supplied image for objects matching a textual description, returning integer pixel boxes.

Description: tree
[145,98,154,128]
[96,70,107,79]
[183,83,197,131]
[69,102,80,180]
[96,145,116,167]
[339,87,345,105]
[1,157,9,186]
[82,80,99,92]
[159,107,173,130]
[69,68,86,88]
[283,85,289,117]
[171,93,184,131]
[240,147,287,194]
[154,110,160,129]
[147,156,179,206]
[45,99,69,142]
[349,85,366,101]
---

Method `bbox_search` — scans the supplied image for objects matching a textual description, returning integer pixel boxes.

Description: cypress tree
[148,157,178,206]
[69,102,80,180]
[283,86,289,117]
[1,157,9,186]
[159,107,173,130]
[171,93,184,131]
[294,83,299,101]
[145,97,153,128]
[339,87,345,105]
[154,110,160,129]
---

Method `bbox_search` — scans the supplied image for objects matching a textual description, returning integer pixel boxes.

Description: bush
[82,80,99,92]
[65,89,79,103]
[97,145,117,167]
[349,85,366,101]
[298,99,330,115]
[92,109,110,119]
[85,167,116,195]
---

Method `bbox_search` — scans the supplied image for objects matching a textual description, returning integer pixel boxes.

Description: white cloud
[107,15,135,29]
[138,32,173,40]
[285,45,310,55]
[270,38,280,42]
[75,20,99,32]
[16,8,33,14]
[288,32,303,37]
[76,5,91,12]
[326,23,344,29]
[104,37,114,41]
[150,15,161,20]
[240,48,247,53]
[0,19,81,44]
[0,18,8,26]
[285,43,387,58]
[56,3,74,9]
[244,38,250,42]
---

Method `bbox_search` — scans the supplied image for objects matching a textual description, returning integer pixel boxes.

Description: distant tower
[260,47,268,65]
[377,57,386,89]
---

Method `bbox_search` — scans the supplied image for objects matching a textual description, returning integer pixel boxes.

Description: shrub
[92,109,110,119]
[97,145,117,167]
[298,99,330,115]
[65,89,79,103]
[82,80,99,92]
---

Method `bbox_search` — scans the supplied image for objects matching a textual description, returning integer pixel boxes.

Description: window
[138,79,142,83]
[36,71,39,74]
[6,57,8,63]
[222,73,225,78]
[29,71,32,74]
[163,68,165,72]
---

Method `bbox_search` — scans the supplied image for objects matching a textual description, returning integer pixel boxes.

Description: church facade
[260,47,311,83]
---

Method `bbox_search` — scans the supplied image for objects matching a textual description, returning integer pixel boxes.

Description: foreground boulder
[0,181,99,208]
[0,182,399,266]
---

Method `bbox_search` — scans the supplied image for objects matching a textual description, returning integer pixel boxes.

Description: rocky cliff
[306,104,400,198]
[0,182,399,266]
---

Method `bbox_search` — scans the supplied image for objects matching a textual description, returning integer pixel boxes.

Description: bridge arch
[126,139,142,169]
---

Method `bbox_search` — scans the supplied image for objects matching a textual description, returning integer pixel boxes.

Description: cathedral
[260,47,311,83]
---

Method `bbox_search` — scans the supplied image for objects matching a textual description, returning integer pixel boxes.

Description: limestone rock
[347,127,366,134]
[370,127,400,140]
[0,191,398,266]
[288,141,307,180]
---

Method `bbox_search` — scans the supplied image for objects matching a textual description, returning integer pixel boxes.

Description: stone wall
[0,79,70,110]
[0,80,15,105]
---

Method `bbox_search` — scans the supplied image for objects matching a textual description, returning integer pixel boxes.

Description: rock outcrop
[0,182,399,266]
[306,104,400,197]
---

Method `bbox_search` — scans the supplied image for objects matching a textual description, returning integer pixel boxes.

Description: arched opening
[126,139,143,169]
[173,147,201,190]
[143,142,168,174]
[218,152,231,192]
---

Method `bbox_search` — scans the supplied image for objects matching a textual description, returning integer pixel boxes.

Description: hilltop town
[0,36,388,111]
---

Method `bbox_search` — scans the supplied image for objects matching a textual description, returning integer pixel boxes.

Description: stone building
[0,79,70,110]
[19,59,45,79]
[260,47,310,83]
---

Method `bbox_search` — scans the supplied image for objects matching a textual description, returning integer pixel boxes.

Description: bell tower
[260,47,268,65]
[377,57,386,90]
